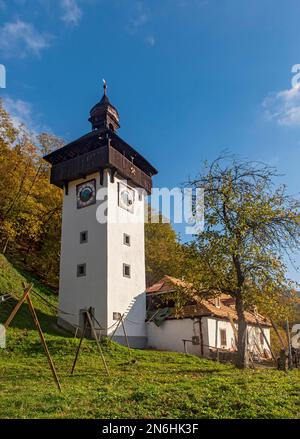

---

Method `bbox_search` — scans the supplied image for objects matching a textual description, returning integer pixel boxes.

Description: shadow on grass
[5,255,58,297]
[0,297,71,338]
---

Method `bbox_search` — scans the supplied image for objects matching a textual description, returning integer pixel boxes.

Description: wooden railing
[51,144,152,194]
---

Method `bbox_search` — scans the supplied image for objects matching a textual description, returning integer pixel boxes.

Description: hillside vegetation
[0,254,300,419]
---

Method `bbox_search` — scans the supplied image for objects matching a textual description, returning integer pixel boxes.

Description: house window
[123,263,131,278]
[80,231,88,244]
[123,233,131,246]
[220,329,227,348]
[77,263,86,277]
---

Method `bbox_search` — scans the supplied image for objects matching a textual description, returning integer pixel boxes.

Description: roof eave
[43,129,158,177]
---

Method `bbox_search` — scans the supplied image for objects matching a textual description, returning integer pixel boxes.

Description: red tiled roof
[146,275,191,294]
[171,300,271,327]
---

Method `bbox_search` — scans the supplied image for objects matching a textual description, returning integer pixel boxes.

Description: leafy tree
[145,211,185,286]
[186,155,300,368]
[0,99,63,287]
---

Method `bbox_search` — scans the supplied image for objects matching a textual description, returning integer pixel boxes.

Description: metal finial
[103,78,107,95]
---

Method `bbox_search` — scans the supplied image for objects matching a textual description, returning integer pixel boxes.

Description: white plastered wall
[147,318,204,356]
[106,174,146,340]
[207,317,271,354]
[147,316,271,358]
[206,317,236,351]
[58,171,108,330]
[58,170,147,345]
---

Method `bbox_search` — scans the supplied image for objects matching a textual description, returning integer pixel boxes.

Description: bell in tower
[88,80,120,132]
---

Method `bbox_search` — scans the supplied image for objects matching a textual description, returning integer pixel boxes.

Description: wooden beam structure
[4,284,62,392]
[70,308,109,376]
[110,313,132,356]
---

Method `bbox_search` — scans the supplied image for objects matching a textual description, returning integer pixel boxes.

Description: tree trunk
[235,293,249,369]
[2,237,9,254]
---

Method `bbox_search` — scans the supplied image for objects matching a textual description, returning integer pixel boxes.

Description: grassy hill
[0,254,300,419]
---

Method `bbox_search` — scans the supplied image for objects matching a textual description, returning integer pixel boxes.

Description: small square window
[80,231,88,244]
[77,263,86,277]
[123,233,131,246]
[123,263,131,278]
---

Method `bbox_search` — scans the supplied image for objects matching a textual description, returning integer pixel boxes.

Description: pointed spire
[99,78,109,105]
[89,80,120,131]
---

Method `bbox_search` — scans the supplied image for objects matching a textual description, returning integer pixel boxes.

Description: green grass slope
[0,254,300,419]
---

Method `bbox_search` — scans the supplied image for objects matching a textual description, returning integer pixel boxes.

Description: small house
[146,276,272,361]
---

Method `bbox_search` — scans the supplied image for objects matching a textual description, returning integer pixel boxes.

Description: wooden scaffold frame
[2,282,62,392]
[70,307,110,376]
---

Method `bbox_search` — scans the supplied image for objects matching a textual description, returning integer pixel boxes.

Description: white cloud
[3,97,50,136]
[127,1,149,33]
[126,2,157,46]
[146,35,156,47]
[262,86,300,126]
[131,12,148,29]
[0,20,51,58]
[60,0,82,26]
[4,98,34,130]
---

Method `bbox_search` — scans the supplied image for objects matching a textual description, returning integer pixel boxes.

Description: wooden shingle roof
[146,276,271,327]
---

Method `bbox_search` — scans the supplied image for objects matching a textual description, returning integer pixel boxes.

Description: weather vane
[103,78,107,95]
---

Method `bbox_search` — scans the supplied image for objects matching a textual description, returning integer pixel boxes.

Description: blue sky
[0,0,300,280]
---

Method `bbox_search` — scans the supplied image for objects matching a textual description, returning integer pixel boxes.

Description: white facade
[58,169,147,347]
[147,317,271,359]
[147,318,204,356]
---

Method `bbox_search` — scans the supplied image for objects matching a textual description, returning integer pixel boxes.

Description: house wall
[148,317,238,357]
[147,316,271,358]
[206,317,236,351]
[147,318,205,356]
[207,317,271,355]
[247,325,271,355]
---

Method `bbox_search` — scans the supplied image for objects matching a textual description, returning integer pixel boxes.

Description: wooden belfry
[3,283,61,392]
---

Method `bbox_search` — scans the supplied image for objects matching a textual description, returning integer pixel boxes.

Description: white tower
[44,83,157,347]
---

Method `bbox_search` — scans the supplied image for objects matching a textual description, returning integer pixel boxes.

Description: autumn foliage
[0,99,63,287]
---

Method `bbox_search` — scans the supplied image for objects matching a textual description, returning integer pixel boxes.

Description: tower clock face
[76,179,96,209]
[118,182,135,213]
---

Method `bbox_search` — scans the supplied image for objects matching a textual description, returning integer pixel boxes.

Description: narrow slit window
[77,263,86,277]
[123,233,131,246]
[123,263,131,278]
[80,231,88,244]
